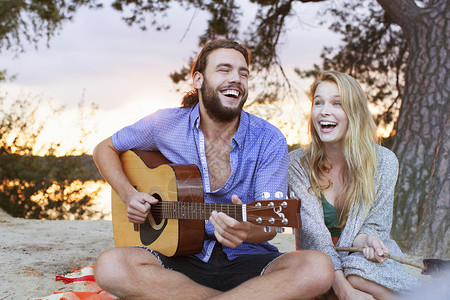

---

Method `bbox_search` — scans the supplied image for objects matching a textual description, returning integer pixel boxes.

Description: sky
[0,1,341,154]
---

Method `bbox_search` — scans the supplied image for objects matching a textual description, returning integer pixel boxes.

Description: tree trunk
[378,0,450,258]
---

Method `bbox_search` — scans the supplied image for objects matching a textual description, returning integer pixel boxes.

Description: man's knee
[291,250,334,292]
[94,248,117,285]
[310,250,334,286]
[94,247,134,289]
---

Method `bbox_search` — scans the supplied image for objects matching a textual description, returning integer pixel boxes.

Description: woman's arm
[358,146,398,237]
[354,146,399,262]
[288,149,342,270]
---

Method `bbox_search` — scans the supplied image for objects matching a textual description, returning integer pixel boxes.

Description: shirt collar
[189,103,248,148]
[190,103,201,129]
[233,110,247,148]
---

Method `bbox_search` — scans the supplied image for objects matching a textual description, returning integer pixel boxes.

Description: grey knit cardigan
[288,145,420,293]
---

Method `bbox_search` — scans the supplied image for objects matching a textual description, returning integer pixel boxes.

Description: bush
[0,94,104,219]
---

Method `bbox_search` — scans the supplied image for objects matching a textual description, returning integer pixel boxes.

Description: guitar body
[112,150,205,256]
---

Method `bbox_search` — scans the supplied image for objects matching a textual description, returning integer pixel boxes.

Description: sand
[0,208,296,299]
[2,205,432,300]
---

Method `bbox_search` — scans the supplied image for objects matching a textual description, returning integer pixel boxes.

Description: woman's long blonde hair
[301,71,379,227]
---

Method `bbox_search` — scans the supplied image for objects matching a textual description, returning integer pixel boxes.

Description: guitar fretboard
[152,201,244,221]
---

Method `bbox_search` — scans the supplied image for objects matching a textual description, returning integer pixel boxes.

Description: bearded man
[93,39,333,299]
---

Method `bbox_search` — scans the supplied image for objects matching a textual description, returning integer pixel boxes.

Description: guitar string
[149,202,293,210]
[147,202,295,223]
[148,207,287,212]
[147,204,292,223]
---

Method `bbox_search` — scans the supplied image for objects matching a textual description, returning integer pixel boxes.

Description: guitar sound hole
[150,193,163,224]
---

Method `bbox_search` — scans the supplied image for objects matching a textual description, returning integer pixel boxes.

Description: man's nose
[227,70,241,83]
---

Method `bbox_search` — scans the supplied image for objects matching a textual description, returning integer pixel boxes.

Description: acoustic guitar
[112,150,301,257]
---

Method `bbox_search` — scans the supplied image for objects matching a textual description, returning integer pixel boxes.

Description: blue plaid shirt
[112,104,288,262]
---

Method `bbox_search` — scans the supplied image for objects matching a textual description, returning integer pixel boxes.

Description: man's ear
[193,71,203,89]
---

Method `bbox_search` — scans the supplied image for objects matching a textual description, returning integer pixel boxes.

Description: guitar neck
[150,198,300,228]
[154,201,244,221]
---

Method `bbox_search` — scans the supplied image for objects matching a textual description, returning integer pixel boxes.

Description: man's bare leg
[210,250,334,300]
[94,247,221,300]
[95,248,333,300]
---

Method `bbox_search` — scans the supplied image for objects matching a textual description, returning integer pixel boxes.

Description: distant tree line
[0,95,104,219]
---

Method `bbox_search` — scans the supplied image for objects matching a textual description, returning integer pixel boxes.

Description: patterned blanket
[33,265,117,300]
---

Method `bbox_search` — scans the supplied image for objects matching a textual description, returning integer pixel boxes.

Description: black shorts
[139,243,283,292]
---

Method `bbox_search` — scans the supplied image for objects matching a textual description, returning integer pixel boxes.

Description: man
[93,39,333,299]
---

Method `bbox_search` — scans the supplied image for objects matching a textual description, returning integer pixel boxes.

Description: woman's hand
[363,234,390,263]
[354,233,390,263]
[333,270,376,300]
[341,288,376,300]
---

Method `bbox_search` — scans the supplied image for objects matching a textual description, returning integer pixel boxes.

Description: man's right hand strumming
[125,191,158,224]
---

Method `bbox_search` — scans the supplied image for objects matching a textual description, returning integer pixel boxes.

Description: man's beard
[201,80,247,123]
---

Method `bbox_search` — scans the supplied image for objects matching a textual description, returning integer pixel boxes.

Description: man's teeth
[223,90,239,98]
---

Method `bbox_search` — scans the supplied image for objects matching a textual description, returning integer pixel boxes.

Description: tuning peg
[264,226,272,233]
[274,191,284,199]
[276,227,285,233]
[261,192,270,199]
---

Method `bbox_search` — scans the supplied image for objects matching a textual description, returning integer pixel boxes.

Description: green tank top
[321,193,342,237]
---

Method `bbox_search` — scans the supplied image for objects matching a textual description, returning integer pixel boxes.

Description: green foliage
[111,0,241,39]
[0,94,104,219]
[166,0,299,103]
[296,1,407,131]
[0,0,102,54]
[245,0,293,72]
[0,0,410,128]
[111,0,171,31]
[0,154,103,219]
[0,96,52,155]
[113,0,407,127]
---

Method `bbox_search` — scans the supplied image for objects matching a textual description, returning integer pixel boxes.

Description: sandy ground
[0,209,297,299]
[0,209,115,299]
[2,206,434,300]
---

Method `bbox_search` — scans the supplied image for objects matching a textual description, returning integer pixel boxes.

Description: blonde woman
[288,71,419,299]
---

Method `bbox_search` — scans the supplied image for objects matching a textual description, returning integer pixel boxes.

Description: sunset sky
[0,1,340,154]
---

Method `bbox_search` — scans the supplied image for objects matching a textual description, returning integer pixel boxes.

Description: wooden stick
[335,247,425,271]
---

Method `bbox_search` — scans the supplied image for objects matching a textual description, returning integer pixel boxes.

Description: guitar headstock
[245,199,301,228]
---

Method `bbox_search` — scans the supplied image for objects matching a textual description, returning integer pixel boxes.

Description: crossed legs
[94,247,334,300]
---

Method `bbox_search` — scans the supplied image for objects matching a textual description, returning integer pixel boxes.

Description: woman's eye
[333,101,341,106]
[313,100,323,106]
